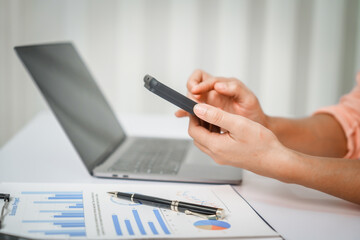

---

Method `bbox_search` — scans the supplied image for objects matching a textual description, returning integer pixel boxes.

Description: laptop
[14,42,242,184]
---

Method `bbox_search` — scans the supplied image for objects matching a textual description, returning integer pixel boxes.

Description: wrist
[264,116,287,141]
[262,114,272,129]
[263,142,300,184]
[264,115,278,132]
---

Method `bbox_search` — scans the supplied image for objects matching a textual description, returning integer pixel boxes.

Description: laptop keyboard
[109,138,190,175]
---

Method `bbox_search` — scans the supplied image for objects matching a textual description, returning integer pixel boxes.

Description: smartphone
[144,74,197,115]
[144,74,220,132]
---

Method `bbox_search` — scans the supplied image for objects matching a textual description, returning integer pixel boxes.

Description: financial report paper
[0,183,280,239]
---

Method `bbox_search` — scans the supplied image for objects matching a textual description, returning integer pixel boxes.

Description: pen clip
[184,210,219,220]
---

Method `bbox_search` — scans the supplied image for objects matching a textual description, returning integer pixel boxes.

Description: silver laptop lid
[15,42,126,171]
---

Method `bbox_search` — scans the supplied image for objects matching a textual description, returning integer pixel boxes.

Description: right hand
[187,103,291,180]
[175,69,269,127]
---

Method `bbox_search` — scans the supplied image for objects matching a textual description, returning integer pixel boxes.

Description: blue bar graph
[29,230,86,237]
[23,220,84,223]
[54,213,84,218]
[153,209,171,234]
[34,201,82,204]
[125,220,134,235]
[69,203,83,209]
[132,210,146,235]
[112,209,171,237]
[49,195,83,200]
[148,222,158,235]
[112,215,123,236]
[21,191,86,238]
[39,210,83,213]
[53,223,85,228]
[23,220,85,228]
[22,192,83,195]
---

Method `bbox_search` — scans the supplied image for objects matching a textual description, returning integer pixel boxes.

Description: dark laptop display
[15,43,126,171]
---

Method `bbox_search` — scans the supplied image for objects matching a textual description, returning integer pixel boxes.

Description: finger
[192,76,237,95]
[175,109,189,118]
[214,80,248,102]
[191,77,217,94]
[187,69,212,93]
[188,114,228,150]
[193,103,241,133]
[186,91,200,102]
[193,94,202,100]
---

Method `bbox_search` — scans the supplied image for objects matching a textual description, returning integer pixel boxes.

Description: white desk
[1,112,359,240]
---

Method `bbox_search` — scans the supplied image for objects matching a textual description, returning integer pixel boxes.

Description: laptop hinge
[90,136,127,171]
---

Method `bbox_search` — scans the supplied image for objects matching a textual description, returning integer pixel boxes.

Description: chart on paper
[20,191,86,237]
[0,183,280,239]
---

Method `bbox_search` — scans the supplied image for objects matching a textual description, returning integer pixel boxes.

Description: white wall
[1,0,360,147]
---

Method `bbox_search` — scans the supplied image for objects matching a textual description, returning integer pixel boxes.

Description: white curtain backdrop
[1,0,360,146]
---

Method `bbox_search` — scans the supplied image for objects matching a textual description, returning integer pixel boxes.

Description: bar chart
[111,208,171,237]
[21,191,86,237]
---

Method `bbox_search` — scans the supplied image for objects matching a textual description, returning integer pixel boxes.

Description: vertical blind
[0,0,359,146]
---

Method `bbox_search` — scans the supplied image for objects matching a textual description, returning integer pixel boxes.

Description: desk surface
[1,112,359,240]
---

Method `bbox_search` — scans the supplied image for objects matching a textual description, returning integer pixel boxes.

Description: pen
[107,192,225,220]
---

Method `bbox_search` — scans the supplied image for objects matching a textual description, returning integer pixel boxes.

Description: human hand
[175,69,269,127]
[188,103,292,180]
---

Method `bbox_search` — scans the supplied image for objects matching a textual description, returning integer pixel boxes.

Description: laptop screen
[15,43,126,171]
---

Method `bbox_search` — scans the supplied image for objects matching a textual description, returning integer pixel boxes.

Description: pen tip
[107,192,115,195]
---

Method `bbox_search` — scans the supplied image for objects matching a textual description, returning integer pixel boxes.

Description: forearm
[266,114,347,158]
[279,149,360,204]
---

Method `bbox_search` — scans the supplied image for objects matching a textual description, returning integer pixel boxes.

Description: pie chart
[194,220,231,230]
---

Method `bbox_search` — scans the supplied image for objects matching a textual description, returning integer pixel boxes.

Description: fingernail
[194,104,207,116]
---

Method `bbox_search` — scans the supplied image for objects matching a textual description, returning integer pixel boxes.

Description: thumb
[193,103,238,132]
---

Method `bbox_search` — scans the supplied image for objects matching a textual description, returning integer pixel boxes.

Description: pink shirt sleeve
[314,73,360,159]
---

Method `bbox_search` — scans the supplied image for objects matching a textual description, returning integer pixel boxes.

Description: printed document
[0,183,280,239]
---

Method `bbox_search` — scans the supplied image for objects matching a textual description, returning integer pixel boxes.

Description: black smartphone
[144,74,197,115]
[144,74,220,132]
